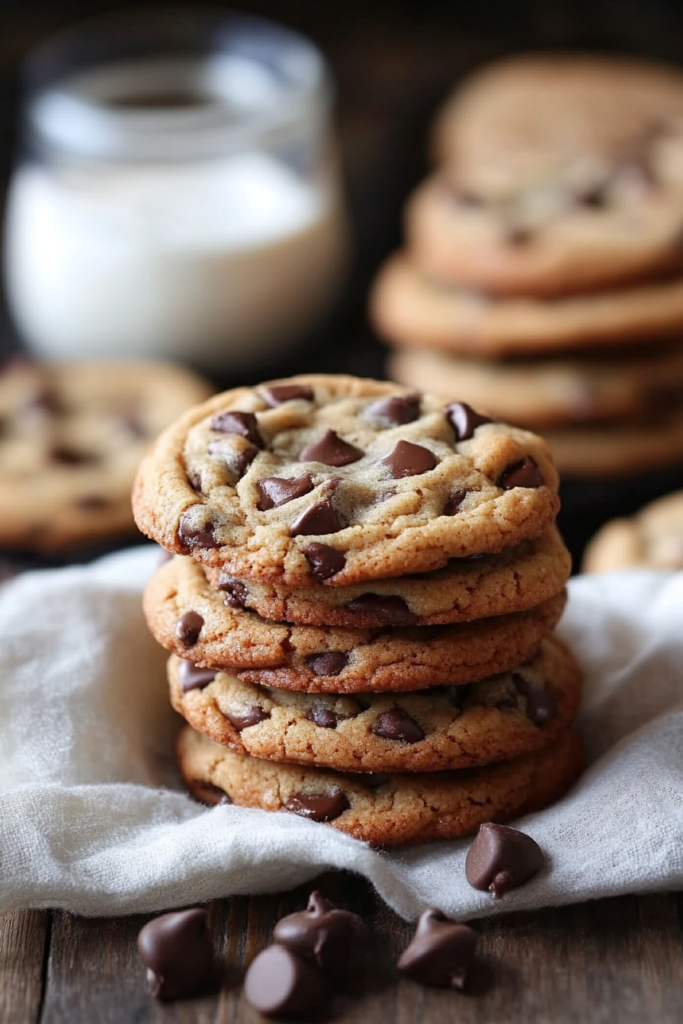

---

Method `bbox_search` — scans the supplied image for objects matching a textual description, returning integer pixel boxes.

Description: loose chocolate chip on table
[273,891,368,976]
[257,474,314,511]
[137,907,219,1000]
[217,574,249,609]
[178,511,219,549]
[291,498,342,536]
[443,489,470,515]
[225,705,270,731]
[380,440,437,478]
[363,393,422,426]
[346,593,418,625]
[465,822,545,898]
[397,908,477,989]
[244,944,328,1018]
[178,660,217,692]
[299,429,363,466]
[497,457,544,490]
[261,383,314,406]
[371,708,425,743]
[284,790,350,822]
[446,401,492,441]
[513,675,557,725]
[306,704,344,729]
[210,410,264,448]
[306,651,349,677]
[303,542,345,580]
[175,611,204,646]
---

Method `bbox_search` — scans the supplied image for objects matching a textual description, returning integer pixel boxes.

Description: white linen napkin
[1,546,681,921]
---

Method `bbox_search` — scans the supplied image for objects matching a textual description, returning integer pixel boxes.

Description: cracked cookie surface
[168,635,581,772]
[144,554,566,692]
[177,723,583,845]
[132,374,560,585]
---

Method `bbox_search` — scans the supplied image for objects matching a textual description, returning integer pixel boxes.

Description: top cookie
[132,374,560,586]
[425,55,683,296]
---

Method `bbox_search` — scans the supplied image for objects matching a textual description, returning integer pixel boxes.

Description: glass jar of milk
[4,10,350,373]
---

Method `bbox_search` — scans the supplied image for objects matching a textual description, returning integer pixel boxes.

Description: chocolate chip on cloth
[176,724,583,846]
[167,636,580,772]
[132,374,559,585]
[398,908,477,989]
[466,823,546,898]
[145,555,567,693]
[137,907,220,1000]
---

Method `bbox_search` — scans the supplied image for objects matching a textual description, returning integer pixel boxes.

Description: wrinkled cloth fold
[0,547,681,920]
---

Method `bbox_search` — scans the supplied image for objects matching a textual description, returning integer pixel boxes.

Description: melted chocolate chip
[257,473,314,511]
[371,708,424,743]
[305,652,349,677]
[346,593,418,625]
[178,511,220,549]
[513,675,557,725]
[397,908,477,990]
[273,891,367,977]
[225,705,269,731]
[306,705,343,729]
[210,410,264,448]
[303,543,345,580]
[137,908,219,1000]
[364,393,421,426]
[244,944,328,1017]
[380,440,437,478]
[175,611,204,646]
[446,402,492,441]
[497,457,544,490]
[291,499,342,536]
[191,780,232,806]
[465,822,544,898]
[284,790,350,822]
[217,574,249,609]
[178,660,216,692]
[299,429,363,467]
[443,489,469,516]
[261,383,314,406]
[49,446,98,465]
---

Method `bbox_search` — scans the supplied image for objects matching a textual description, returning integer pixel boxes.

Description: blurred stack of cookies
[134,373,582,846]
[371,55,683,479]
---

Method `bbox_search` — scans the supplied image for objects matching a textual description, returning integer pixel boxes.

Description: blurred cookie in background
[583,490,683,572]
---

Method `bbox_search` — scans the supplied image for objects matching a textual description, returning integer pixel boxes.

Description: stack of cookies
[133,374,582,846]
[371,55,683,479]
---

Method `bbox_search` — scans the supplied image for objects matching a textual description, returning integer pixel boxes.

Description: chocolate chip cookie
[177,723,583,845]
[582,489,683,571]
[0,357,212,551]
[144,554,566,692]
[168,635,581,772]
[132,374,560,584]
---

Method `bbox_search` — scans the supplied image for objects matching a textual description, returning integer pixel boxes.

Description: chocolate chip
[443,489,469,515]
[233,446,258,477]
[380,440,437,478]
[175,611,204,646]
[371,708,424,743]
[303,543,345,580]
[210,410,264,448]
[446,401,492,441]
[346,594,418,625]
[465,822,544,898]
[137,908,219,1000]
[291,499,342,536]
[363,393,421,426]
[187,469,203,493]
[273,891,367,977]
[49,446,98,465]
[306,705,343,729]
[284,790,350,822]
[225,705,269,731]
[299,429,362,466]
[191,780,232,806]
[244,944,328,1017]
[497,457,544,489]
[217,574,249,609]
[306,652,349,677]
[397,908,477,989]
[257,473,314,511]
[178,660,216,692]
[513,675,557,725]
[178,510,220,549]
[75,494,109,510]
[261,383,314,406]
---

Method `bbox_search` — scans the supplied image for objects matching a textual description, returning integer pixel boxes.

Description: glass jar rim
[23,7,332,162]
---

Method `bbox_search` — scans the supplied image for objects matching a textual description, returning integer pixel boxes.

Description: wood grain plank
[0,910,49,1024]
